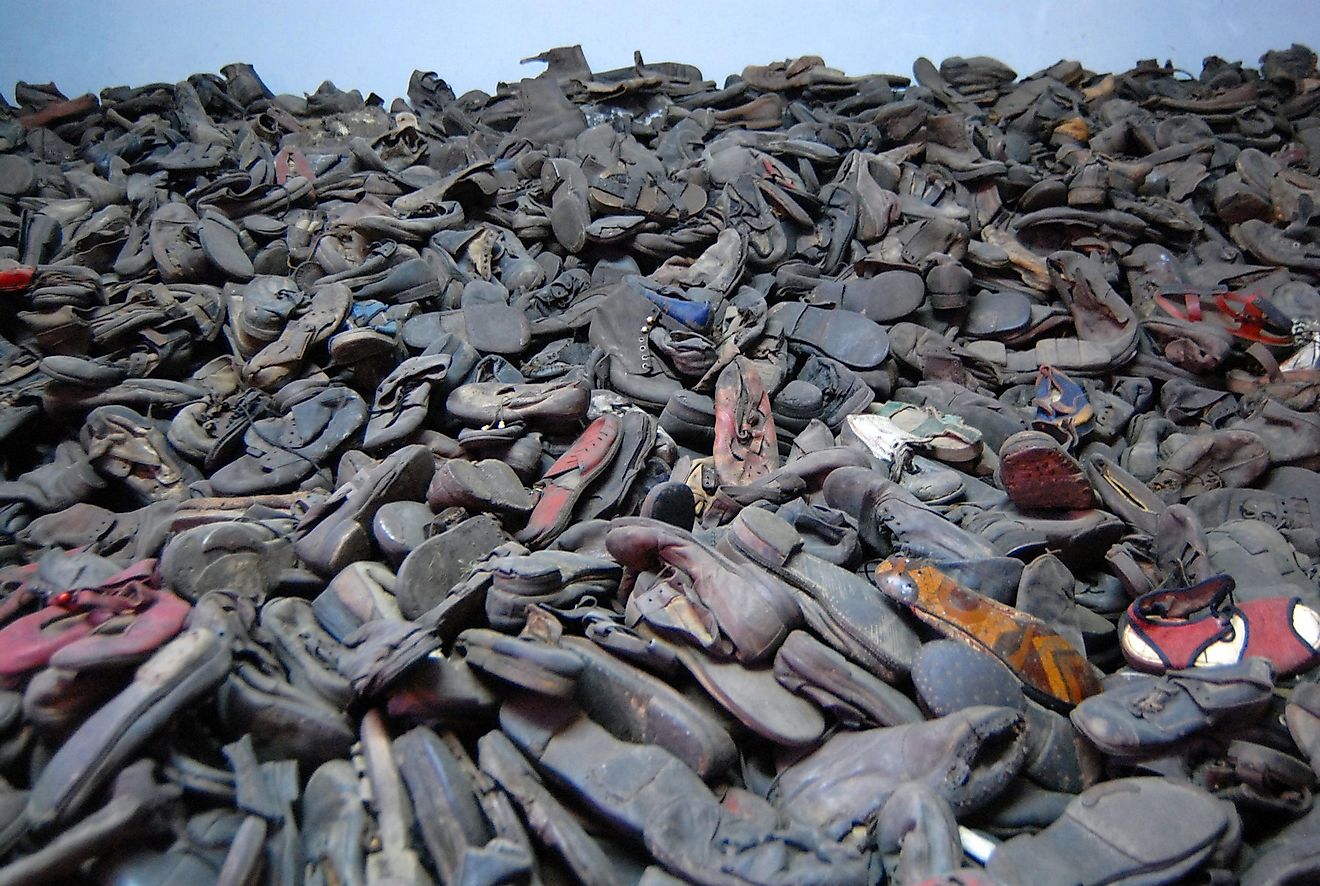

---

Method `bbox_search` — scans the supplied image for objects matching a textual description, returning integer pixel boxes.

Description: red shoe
[274,144,317,193]
[0,558,189,684]
[1120,574,1320,676]
[0,606,99,687]
[1154,288,1295,346]
[713,356,778,486]
[0,265,35,292]
[517,414,622,549]
[48,588,190,671]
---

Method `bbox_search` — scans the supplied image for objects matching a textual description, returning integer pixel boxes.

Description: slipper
[1032,365,1094,440]
[48,588,190,672]
[871,401,983,465]
[0,266,35,292]
[1154,287,1295,346]
[0,606,99,687]
[713,356,779,486]
[894,381,1031,454]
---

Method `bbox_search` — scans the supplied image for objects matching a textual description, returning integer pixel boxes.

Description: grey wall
[1,0,1317,102]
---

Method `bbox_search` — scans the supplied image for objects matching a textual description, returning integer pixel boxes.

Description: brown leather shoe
[607,517,799,664]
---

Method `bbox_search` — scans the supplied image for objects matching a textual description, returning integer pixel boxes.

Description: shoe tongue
[1136,574,1235,618]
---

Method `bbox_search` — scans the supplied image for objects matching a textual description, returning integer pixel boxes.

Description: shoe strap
[1154,288,1294,346]
[1213,292,1294,346]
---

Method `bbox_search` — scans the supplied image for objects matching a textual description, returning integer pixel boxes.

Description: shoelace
[1129,683,1182,717]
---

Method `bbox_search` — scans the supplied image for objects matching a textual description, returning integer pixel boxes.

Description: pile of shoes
[2,40,1320,883]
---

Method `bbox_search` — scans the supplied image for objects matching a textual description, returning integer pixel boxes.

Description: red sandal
[1120,574,1320,676]
[1154,288,1295,346]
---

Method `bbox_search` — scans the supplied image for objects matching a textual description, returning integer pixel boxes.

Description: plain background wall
[0,0,1317,102]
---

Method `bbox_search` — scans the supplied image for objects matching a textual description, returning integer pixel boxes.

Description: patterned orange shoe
[870,556,1101,710]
